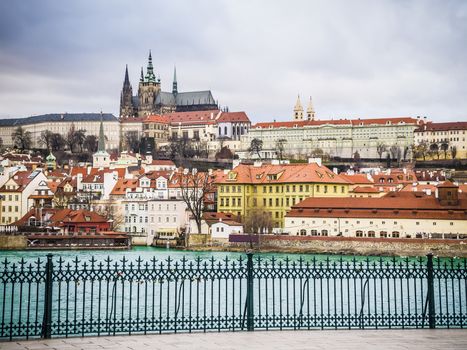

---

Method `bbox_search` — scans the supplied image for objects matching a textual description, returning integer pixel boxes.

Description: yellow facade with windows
[216,162,350,228]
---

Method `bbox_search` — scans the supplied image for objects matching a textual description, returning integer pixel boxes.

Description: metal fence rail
[0,253,465,340]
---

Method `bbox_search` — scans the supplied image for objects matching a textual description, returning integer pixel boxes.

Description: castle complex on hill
[119,51,218,118]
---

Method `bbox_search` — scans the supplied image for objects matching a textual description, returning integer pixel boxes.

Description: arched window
[311,229,318,236]
[321,229,328,236]
[356,230,363,237]
[380,231,387,238]
[300,229,307,236]
[218,126,221,135]
[392,231,400,238]
[224,126,228,135]
[368,231,375,238]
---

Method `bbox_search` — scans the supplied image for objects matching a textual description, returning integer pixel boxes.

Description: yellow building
[216,160,350,228]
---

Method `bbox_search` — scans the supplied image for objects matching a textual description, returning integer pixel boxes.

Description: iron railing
[0,253,465,340]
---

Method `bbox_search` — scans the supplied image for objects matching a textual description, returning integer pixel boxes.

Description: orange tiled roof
[253,117,418,129]
[216,163,347,184]
[352,186,380,193]
[340,173,374,185]
[110,178,139,195]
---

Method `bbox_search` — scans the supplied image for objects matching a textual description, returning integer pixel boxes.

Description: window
[392,231,400,238]
[368,231,375,238]
[311,230,318,236]
[321,230,328,236]
[333,186,337,193]
[324,185,328,193]
[300,229,307,236]
[356,230,363,237]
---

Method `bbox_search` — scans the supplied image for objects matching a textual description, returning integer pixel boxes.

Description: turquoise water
[0,246,427,264]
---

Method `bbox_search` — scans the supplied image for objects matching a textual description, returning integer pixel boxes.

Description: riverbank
[187,235,467,258]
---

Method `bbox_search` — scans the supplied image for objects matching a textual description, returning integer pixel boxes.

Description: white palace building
[238,96,421,160]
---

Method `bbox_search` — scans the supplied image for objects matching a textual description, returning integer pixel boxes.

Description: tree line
[10,125,99,153]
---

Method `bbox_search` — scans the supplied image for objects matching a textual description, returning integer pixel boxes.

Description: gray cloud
[0,0,466,122]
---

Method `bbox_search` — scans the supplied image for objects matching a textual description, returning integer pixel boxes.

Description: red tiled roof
[254,117,418,129]
[165,110,219,125]
[416,122,467,132]
[352,186,380,193]
[144,114,170,123]
[150,159,176,166]
[287,192,467,220]
[216,111,250,123]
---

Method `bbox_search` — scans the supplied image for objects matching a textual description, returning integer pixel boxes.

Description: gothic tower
[138,50,161,117]
[293,94,304,120]
[120,65,135,118]
[306,96,315,121]
[172,66,178,95]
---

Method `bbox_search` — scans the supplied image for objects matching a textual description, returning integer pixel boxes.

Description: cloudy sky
[0,0,466,123]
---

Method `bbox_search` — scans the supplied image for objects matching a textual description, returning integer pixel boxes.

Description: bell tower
[138,50,161,117]
[120,65,135,118]
[293,94,304,120]
[306,96,315,121]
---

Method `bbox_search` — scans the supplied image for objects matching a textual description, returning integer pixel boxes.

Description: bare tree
[95,199,125,231]
[248,138,263,159]
[429,143,440,159]
[403,146,410,161]
[440,142,449,159]
[74,129,86,152]
[243,208,273,235]
[451,146,457,160]
[376,143,387,160]
[275,139,287,160]
[389,145,399,160]
[84,135,98,152]
[413,141,428,161]
[12,126,32,151]
[66,124,77,152]
[50,133,65,151]
[124,131,141,153]
[311,148,324,158]
[39,130,54,150]
[178,169,216,237]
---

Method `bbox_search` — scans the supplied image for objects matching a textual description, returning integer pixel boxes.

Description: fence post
[246,251,254,331]
[426,253,435,329]
[42,254,53,339]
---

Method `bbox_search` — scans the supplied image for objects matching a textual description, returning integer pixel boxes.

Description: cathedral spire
[145,50,156,83]
[140,67,144,82]
[306,96,315,121]
[98,112,106,152]
[293,94,304,120]
[172,66,178,94]
[123,64,130,86]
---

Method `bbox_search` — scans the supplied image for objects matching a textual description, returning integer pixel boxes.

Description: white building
[414,121,467,159]
[285,182,467,239]
[239,117,420,160]
[0,113,120,151]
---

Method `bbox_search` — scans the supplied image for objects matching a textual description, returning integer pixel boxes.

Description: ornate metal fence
[0,253,465,340]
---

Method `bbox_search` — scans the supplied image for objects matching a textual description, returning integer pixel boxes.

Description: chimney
[308,158,322,167]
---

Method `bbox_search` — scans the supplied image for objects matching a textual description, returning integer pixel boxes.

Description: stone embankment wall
[229,236,467,257]
[0,235,27,249]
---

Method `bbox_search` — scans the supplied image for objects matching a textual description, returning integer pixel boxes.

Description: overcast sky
[0,0,466,123]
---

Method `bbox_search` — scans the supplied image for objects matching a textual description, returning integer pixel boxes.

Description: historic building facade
[414,121,467,159]
[119,51,218,119]
[0,113,120,151]
[239,117,420,160]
